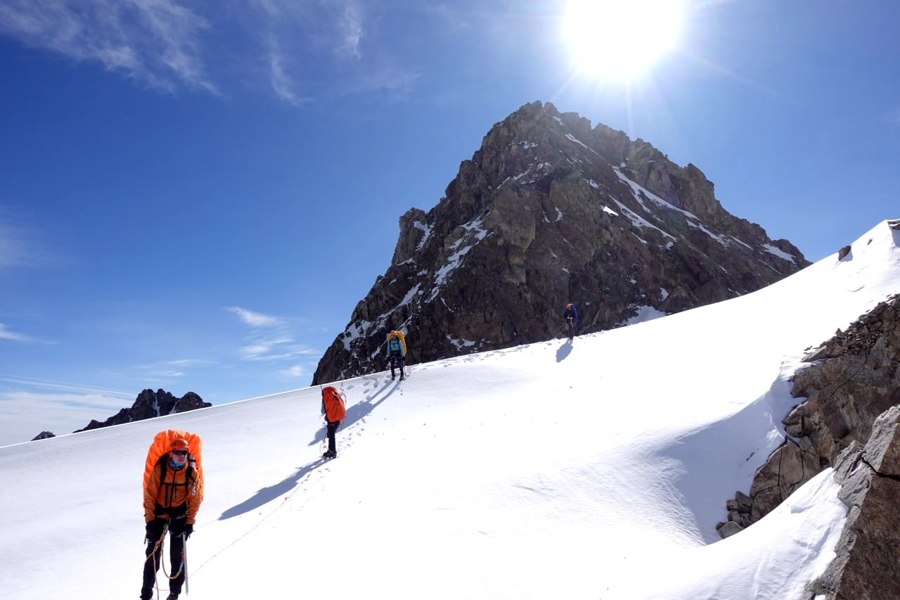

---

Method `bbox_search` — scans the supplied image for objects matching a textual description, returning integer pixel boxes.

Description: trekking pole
[320,421,328,454]
[182,533,189,595]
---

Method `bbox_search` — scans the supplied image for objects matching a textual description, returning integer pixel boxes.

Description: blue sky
[1,0,898,444]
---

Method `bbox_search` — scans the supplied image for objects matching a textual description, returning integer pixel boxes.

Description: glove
[183,524,194,539]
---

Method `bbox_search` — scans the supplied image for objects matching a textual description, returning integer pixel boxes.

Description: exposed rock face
[719,291,900,536]
[73,389,211,432]
[808,406,900,600]
[313,101,809,384]
[716,280,900,595]
[31,431,55,441]
[787,294,900,467]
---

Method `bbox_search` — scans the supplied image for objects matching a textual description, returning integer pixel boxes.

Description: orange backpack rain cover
[322,386,347,422]
[143,429,204,504]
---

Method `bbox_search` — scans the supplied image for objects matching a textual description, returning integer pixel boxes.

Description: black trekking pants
[326,420,341,454]
[389,355,405,378]
[142,513,187,598]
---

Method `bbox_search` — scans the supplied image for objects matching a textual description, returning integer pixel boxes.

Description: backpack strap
[157,453,168,482]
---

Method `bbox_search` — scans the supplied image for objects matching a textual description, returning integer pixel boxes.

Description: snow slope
[1,220,898,600]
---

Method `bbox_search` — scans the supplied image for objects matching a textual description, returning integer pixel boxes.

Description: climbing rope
[144,523,187,600]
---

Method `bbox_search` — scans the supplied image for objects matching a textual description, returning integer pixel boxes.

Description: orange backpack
[386,330,407,356]
[322,386,347,422]
[143,429,204,504]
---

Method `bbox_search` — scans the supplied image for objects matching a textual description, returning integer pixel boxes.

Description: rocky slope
[719,286,900,538]
[716,221,900,598]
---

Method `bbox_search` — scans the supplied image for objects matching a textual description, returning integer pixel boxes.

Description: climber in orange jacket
[141,437,202,600]
[321,386,347,459]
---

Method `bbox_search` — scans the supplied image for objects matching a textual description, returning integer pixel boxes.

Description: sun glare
[561,0,685,83]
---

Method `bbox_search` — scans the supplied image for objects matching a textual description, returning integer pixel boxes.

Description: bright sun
[561,0,685,83]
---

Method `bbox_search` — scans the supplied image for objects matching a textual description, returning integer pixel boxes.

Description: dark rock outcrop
[716,282,900,596]
[74,388,211,432]
[313,101,809,383]
[718,291,900,537]
[808,406,900,600]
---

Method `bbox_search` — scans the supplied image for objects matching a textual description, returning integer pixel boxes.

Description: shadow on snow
[556,338,573,362]
[218,377,402,520]
[307,376,401,447]
[218,458,325,520]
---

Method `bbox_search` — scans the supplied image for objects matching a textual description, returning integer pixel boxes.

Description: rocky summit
[33,388,211,440]
[75,388,210,432]
[313,101,810,384]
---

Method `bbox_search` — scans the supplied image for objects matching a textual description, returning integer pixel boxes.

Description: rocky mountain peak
[75,388,210,432]
[313,101,810,384]
[32,388,211,440]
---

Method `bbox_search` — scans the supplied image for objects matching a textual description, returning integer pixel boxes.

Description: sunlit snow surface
[1,221,898,599]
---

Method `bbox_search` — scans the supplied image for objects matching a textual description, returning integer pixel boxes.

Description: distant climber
[563,303,579,339]
[385,330,408,380]
[321,386,346,459]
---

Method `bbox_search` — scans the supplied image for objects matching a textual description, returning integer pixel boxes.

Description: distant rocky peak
[313,101,809,384]
[74,389,210,433]
[33,388,211,441]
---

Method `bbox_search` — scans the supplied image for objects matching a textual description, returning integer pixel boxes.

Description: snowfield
[1,220,898,600]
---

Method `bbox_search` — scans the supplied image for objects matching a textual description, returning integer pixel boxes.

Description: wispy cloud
[0,374,134,397]
[0,388,132,445]
[135,358,215,380]
[268,46,308,107]
[239,339,319,362]
[227,306,319,364]
[239,338,293,360]
[0,0,216,93]
[0,210,53,269]
[280,364,308,378]
[251,0,373,103]
[0,375,135,444]
[336,2,364,60]
[0,0,419,105]
[226,306,284,328]
[0,323,31,342]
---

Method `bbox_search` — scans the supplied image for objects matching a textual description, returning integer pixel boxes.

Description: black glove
[183,524,194,539]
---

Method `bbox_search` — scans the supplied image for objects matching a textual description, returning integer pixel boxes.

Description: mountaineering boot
[323,450,337,459]
[166,594,179,600]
